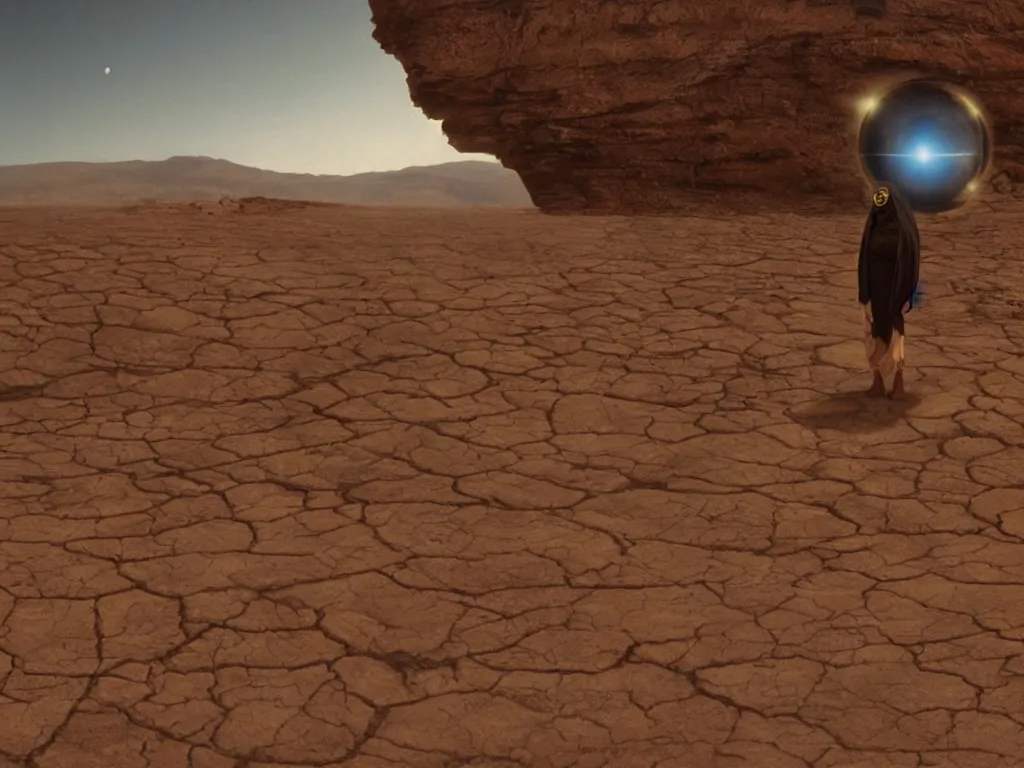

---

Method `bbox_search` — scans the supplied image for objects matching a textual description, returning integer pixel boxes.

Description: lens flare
[959,95,982,119]
[858,96,880,115]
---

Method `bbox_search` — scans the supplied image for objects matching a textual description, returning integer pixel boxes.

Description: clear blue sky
[0,0,491,174]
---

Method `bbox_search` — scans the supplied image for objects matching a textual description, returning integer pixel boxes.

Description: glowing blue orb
[858,80,990,213]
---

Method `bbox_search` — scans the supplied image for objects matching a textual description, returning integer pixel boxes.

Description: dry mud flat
[1,200,1024,767]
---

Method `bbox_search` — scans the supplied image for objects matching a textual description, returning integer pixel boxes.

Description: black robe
[857,184,920,345]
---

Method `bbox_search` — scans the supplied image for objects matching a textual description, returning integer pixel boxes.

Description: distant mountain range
[0,156,534,207]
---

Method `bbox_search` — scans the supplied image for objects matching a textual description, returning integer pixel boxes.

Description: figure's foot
[889,371,905,400]
[867,372,886,398]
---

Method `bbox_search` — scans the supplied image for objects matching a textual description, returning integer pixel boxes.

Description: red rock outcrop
[369,0,1024,213]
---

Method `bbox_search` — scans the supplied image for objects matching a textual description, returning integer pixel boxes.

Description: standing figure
[858,183,920,400]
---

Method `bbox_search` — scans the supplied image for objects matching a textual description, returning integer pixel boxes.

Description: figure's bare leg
[889,369,905,400]
[867,371,886,397]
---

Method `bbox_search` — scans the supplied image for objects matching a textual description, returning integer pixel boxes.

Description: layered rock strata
[370,0,1024,213]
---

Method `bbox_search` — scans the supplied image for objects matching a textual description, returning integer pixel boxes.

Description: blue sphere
[858,80,990,213]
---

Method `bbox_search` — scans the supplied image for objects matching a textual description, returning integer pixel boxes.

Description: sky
[0,0,493,174]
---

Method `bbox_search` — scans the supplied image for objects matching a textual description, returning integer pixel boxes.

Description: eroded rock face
[369,0,1024,213]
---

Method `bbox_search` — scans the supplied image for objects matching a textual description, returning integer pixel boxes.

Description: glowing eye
[915,146,931,162]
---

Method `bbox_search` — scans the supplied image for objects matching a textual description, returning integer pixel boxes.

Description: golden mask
[872,186,890,207]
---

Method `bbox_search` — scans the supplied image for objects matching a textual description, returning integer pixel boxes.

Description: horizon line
[0,155,504,176]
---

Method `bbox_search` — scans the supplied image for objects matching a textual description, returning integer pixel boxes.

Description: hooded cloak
[857,182,920,345]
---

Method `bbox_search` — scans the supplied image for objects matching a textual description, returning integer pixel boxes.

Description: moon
[104,67,111,75]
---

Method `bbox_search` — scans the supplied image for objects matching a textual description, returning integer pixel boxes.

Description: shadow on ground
[789,390,924,432]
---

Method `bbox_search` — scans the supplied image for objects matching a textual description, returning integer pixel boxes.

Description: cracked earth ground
[1,199,1023,768]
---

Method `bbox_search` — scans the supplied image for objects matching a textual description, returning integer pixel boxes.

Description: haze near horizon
[0,0,492,175]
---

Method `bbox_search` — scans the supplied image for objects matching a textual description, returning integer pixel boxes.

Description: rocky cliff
[369,0,1024,214]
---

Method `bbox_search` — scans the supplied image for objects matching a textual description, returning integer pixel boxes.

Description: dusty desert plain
[1,197,1024,768]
